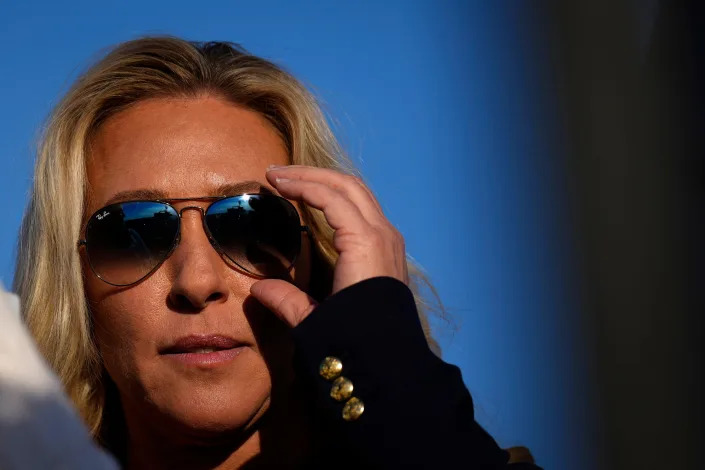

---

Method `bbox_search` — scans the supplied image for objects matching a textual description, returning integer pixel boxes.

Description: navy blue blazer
[291,276,541,469]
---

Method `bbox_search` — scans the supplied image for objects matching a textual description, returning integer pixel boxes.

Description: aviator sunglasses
[78,193,309,286]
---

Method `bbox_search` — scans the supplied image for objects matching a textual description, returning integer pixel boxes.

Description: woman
[13,37,538,468]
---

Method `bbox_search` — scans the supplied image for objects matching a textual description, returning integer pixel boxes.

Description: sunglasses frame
[77,193,310,287]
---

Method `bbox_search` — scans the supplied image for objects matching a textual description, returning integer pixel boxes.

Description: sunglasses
[77,193,308,286]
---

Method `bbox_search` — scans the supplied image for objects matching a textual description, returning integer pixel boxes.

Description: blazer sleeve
[291,276,542,469]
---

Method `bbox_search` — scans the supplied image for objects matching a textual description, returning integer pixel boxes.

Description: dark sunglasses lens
[206,195,301,277]
[85,202,179,285]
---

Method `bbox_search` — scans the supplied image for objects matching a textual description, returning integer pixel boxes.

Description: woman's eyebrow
[104,188,167,205]
[103,180,270,206]
[213,180,271,196]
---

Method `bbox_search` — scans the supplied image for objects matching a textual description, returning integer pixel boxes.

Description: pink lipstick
[161,335,245,366]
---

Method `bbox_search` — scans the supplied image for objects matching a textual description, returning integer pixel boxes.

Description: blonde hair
[13,36,443,440]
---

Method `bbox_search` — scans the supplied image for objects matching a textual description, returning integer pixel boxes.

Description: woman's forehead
[85,96,288,207]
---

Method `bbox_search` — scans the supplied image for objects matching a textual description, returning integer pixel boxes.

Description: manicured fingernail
[275,177,291,184]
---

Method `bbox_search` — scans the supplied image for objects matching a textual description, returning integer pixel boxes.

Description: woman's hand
[249,165,409,328]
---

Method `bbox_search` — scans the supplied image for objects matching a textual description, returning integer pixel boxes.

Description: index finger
[266,165,385,224]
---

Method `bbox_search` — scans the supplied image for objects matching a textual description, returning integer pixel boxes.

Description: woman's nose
[166,208,229,312]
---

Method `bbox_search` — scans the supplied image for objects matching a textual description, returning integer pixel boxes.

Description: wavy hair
[13,36,443,441]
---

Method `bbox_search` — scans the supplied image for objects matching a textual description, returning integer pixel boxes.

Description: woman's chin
[124,382,271,446]
[167,395,269,438]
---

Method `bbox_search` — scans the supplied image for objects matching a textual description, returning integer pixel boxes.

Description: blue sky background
[0,2,598,468]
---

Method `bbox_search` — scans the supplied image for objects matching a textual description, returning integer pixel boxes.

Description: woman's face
[83,96,309,443]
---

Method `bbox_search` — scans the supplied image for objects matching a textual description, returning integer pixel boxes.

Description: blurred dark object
[542,0,704,468]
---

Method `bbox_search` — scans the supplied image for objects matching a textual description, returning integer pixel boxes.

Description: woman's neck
[127,427,263,470]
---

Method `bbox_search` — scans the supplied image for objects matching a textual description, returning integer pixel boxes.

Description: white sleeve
[0,285,119,470]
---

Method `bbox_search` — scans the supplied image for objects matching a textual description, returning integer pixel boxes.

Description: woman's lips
[160,335,245,366]
[164,347,245,365]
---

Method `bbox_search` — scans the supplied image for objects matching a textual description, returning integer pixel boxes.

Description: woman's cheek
[92,294,156,383]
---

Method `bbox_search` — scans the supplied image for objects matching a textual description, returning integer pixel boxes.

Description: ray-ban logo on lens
[96,210,110,220]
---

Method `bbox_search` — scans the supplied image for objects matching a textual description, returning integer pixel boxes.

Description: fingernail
[275,177,291,184]
[267,164,283,171]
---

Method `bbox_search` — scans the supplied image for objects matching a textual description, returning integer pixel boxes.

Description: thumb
[250,279,318,328]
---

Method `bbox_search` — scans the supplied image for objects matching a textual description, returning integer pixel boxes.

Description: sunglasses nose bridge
[176,205,215,245]
[178,205,206,218]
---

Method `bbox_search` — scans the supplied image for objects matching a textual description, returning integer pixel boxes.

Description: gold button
[342,397,365,421]
[319,356,343,380]
[330,376,354,401]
